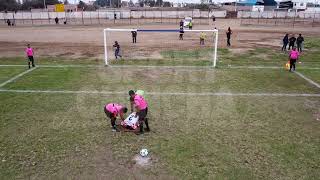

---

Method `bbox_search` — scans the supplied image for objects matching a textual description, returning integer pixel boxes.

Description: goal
[103,28,218,67]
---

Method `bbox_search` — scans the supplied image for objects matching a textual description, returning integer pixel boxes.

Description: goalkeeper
[113,41,122,59]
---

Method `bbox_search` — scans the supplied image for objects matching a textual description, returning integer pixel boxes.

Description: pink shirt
[289,50,299,60]
[134,95,148,110]
[105,103,123,116]
[26,48,33,56]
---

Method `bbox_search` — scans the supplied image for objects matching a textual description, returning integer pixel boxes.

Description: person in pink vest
[129,90,150,135]
[288,47,300,72]
[25,44,35,69]
[104,103,128,132]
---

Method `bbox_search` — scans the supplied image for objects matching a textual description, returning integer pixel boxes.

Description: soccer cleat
[112,127,120,132]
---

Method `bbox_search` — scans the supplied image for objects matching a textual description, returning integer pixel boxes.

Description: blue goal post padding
[137,29,180,32]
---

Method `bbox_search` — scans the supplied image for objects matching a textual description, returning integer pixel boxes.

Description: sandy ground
[0,19,319,60]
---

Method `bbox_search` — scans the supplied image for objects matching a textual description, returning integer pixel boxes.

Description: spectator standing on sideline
[288,47,299,72]
[6,19,11,26]
[288,35,296,50]
[212,15,216,24]
[282,34,289,51]
[55,17,59,24]
[131,31,137,43]
[179,26,184,40]
[296,34,304,52]
[25,44,35,69]
[188,21,193,30]
[226,27,232,47]
[179,20,184,27]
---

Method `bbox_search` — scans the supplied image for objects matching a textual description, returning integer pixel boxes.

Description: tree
[112,0,121,8]
[0,0,20,11]
[155,0,162,7]
[78,0,87,10]
[163,1,171,7]
[94,0,109,7]
[138,0,144,7]
[64,0,69,5]
[21,0,60,10]
[128,0,134,7]
[145,0,155,7]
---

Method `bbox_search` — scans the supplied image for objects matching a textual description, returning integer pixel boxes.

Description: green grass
[298,69,320,85]
[161,48,212,60]
[110,58,212,66]
[0,39,320,179]
[1,92,319,179]
[0,57,102,65]
[0,67,27,83]
[2,67,319,94]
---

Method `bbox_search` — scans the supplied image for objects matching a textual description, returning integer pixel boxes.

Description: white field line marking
[294,71,320,89]
[0,64,320,70]
[0,89,320,97]
[0,67,37,88]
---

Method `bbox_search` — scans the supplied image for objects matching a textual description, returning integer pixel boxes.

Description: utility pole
[44,0,46,9]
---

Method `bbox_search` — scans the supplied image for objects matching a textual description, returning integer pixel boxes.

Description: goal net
[103,28,218,67]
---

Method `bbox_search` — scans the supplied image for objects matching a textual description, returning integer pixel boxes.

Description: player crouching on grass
[104,103,128,132]
[129,90,150,135]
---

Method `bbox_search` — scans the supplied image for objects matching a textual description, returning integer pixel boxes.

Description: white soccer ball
[140,149,149,157]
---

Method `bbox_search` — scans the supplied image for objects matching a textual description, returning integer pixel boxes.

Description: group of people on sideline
[282,33,304,52]
[283,33,304,72]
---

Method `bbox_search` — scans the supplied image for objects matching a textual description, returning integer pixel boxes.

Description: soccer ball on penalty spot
[140,149,149,157]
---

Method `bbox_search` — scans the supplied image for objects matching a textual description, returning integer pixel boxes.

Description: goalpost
[103,28,218,67]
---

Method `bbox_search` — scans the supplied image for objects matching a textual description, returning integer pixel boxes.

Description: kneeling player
[104,103,128,132]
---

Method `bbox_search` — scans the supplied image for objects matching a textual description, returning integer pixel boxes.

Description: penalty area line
[0,67,37,88]
[0,64,320,70]
[0,89,320,97]
[294,71,320,89]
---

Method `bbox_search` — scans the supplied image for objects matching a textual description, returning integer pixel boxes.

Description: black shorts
[137,107,148,121]
[104,107,115,119]
[28,56,34,61]
[290,59,297,64]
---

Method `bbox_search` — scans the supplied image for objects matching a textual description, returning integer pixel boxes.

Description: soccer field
[0,22,320,179]
[1,56,320,179]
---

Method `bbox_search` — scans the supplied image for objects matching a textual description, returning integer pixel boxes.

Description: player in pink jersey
[104,103,128,132]
[288,47,300,72]
[25,44,35,69]
[129,90,150,134]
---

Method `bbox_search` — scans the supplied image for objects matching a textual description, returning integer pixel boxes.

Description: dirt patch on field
[229,48,253,55]
[0,21,318,61]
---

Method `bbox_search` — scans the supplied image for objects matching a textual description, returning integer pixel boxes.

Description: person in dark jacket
[282,34,289,51]
[296,34,304,52]
[288,35,296,50]
[179,26,184,40]
[226,27,232,47]
[131,31,137,43]
[55,17,59,24]
[179,20,184,27]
